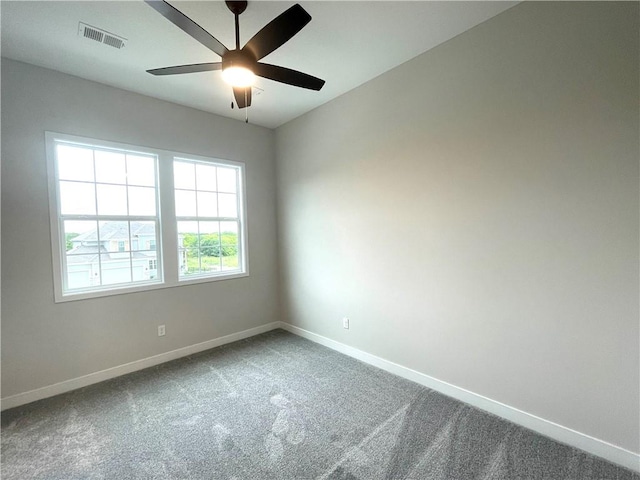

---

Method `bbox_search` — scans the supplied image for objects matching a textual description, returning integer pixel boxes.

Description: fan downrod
[225,1,247,16]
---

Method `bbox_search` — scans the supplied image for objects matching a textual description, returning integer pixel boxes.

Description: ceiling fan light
[222,66,255,87]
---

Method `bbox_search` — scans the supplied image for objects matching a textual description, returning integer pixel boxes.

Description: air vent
[78,22,127,49]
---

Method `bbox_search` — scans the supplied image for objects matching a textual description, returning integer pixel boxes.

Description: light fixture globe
[222,66,255,87]
[221,50,256,87]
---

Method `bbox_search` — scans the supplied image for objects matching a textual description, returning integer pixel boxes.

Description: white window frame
[173,156,246,282]
[46,132,249,302]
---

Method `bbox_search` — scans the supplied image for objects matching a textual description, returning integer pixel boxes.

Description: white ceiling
[1,1,517,129]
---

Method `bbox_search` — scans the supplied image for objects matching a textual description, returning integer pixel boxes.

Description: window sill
[55,272,249,303]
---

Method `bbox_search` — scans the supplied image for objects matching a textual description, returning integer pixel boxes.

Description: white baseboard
[279,322,640,473]
[3,320,638,473]
[0,322,281,411]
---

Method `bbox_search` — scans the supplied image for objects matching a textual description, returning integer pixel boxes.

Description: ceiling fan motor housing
[222,49,256,71]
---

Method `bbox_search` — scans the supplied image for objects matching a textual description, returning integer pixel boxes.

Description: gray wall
[276,2,639,453]
[1,59,279,398]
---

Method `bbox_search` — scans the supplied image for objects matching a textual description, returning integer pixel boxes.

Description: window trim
[46,131,249,303]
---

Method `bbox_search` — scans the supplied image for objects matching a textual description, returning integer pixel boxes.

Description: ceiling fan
[144,0,325,110]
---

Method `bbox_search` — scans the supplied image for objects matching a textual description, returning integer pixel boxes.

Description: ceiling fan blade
[243,4,311,61]
[233,86,252,109]
[147,62,222,76]
[145,0,229,58]
[254,63,325,91]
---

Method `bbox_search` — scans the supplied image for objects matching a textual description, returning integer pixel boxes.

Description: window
[173,158,243,279]
[46,132,248,302]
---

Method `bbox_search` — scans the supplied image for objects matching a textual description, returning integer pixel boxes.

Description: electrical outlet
[343,317,350,329]
[158,325,166,337]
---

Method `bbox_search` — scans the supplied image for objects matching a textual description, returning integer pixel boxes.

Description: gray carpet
[1,329,638,479]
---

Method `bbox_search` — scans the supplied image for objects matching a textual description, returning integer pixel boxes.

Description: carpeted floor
[1,329,638,479]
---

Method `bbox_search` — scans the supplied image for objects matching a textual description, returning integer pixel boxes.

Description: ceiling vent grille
[78,22,127,49]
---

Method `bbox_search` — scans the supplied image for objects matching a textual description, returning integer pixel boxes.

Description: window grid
[174,158,243,280]
[54,140,161,293]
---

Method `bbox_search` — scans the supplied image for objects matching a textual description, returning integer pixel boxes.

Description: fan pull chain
[245,90,249,123]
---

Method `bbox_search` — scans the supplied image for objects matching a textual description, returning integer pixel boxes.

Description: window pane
[141,252,159,280]
[57,145,94,182]
[99,221,129,253]
[196,191,217,217]
[178,247,189,276]
[59,181,96,215]
[174,161,195,190]
[95,150,126,185]
[97,184,127,215]
[178,221,198,276]
[101,253,132,285]
[199,221,220,271]
[130,221,156,252]
[196,163,217,192]
[178,220,198,248]
[66,254,100,289]
[63,220,97,253]
[218,193,237,217]
[220,221,239,271]
[202,253,221,272]
[199,221,218,235]
[128,186,156,216]
[127,155,156,187]
[181,248,201,276]
[217,167,237,193]
[177,220,198,235]
[175,190,196,217]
